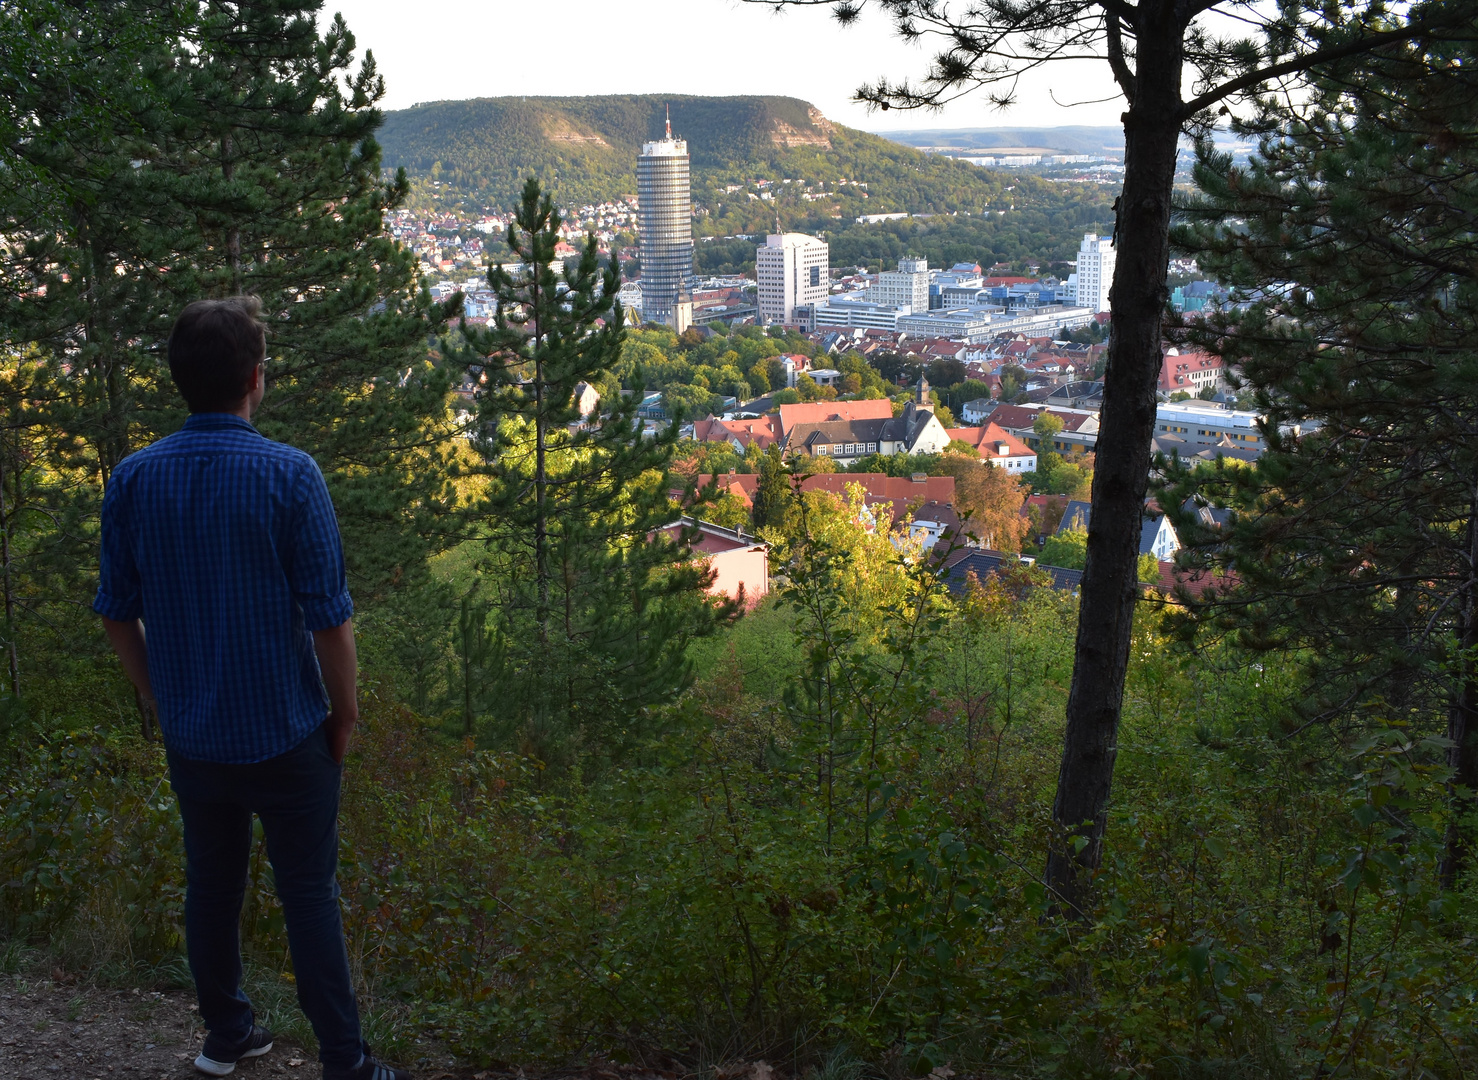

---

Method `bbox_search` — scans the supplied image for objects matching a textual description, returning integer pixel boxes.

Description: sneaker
[194,1024,274,1076]
[325,1050,411,1080]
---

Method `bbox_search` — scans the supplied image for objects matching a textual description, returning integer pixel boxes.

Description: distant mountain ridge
[874,125,1255,154]
[374,95,1072,226]
[874,126,1127,155]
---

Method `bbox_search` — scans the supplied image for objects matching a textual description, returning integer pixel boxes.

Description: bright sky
[321,0,1127,131]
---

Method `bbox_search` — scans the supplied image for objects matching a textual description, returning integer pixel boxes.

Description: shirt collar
[182,413,262,434]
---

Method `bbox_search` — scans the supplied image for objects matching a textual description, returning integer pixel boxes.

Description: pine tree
[1164,30,1478,877]
[455,179,735,764]
[751,444,796,533]
[0,1,458,690]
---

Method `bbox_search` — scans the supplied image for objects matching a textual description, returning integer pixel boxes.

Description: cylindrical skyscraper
[636,110,693,329]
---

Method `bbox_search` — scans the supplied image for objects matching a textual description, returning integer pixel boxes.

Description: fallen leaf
[287,1059,304,1067]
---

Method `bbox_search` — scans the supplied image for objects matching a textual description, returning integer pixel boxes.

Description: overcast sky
[322,0,1126,131]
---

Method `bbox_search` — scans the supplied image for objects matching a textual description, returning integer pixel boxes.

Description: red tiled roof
[693,416,783,449]
[945,423,1035,461]
[988,405,1096,434]
[1150,561,1237,600]
[777,398,893,434]
[695,471,955,519]
[1157,349,1225,391]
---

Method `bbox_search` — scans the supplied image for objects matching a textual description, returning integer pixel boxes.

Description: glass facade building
[637,134,693,327]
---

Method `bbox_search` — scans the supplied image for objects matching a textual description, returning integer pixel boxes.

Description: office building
[756,232,829,324]
[1074,234,1115,313]
[896,304,1097,343]
[1155,401,1265,451]
[812,297,908,331]
[869,257,930,311]
[637,110,694,328]
[896,308,1001,341]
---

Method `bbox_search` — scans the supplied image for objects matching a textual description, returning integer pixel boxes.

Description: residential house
[1157,348,1225,396]
[785,400,950,465]
[944,424,1037,473]
[695,472,958,540]
[987,404,1101,454]
[1044,381,1105,410]
[962,397,999,424]
[692,415,783,452]
[571,381,600,419]
[1000,339,1037,364]
[912,339,968,363]
[782,381,950,465]
[659,518,769,610]
[778,353,812,387]
[1021,357,1077,385]
[794,472,957,533]
[944,549,1083,594]
[817,330,850,354]
[1057,500,1180,561]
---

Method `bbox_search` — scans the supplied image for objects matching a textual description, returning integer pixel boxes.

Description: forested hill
[375,94,1108,241]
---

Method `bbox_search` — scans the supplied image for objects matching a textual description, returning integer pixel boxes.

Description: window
[868,443,877,453]
[809,266,821,287]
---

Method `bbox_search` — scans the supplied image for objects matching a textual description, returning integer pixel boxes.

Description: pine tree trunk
[222,134,241,293]
[1441,487,1478,887]
[0,446,17,696]
[534,314,549,643]
[1045,27,1184,915]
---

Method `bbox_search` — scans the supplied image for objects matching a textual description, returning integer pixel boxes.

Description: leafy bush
[6,536,1478,1076]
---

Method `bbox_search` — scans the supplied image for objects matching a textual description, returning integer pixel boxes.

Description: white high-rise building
[756,232,829,325]
[868,256,930,311]
[1075,233,1115,313]
[637,108,694,328]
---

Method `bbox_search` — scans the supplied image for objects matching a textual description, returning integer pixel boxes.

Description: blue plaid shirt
[94,413,353,763]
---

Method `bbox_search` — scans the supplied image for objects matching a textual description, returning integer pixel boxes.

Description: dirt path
[0,973,316,1080]
[0,971,720,1080]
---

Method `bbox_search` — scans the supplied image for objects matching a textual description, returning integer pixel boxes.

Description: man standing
[95,298,408,1080]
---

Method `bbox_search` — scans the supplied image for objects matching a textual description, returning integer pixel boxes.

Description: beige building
[756,232,829,325]
[868,256,930,312]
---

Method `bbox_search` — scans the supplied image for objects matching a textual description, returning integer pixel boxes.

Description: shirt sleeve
[289,459,354,631]
[93,473,144,622]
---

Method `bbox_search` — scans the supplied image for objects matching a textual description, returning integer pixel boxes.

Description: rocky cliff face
[768,108,835,149]
[542,116,610,147]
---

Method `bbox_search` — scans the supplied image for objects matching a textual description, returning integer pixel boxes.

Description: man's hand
[102,617,154,702]
[325,709,356,764]
[312,619,358,765]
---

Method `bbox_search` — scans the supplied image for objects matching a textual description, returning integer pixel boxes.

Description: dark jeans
[167,724,362,1070]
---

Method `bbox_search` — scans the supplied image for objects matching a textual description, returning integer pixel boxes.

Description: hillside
[375,95,1110,243]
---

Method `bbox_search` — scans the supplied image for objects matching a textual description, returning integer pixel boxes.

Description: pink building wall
[704,546,769,609]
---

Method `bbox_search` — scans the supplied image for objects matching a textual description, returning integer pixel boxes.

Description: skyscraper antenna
[775,212,782,236]
[665,104,671,139]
